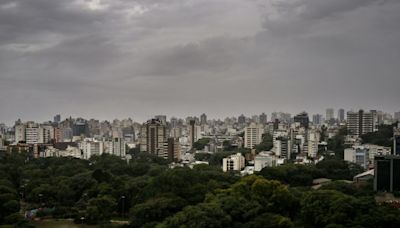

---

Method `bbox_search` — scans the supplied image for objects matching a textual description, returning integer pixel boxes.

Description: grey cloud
[0,0,399,124]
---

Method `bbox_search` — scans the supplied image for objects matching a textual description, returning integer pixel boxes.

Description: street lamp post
[121,195,126,217]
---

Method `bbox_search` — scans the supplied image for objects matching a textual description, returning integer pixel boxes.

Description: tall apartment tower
[374,155,400,192]
[338,109,345,122]
[394,127,400,155]
[200,113,207,125]
[326,108,335,122]
[259,113,268,125]
[140,119,167,156]
[167,137,181,162]
[312,114,323,125]
[189,119,196,149]
[54,114,61,123]
[294,112,310,129]
[244,123,263,149]
[347,110,374,137]
[238,114,246,125]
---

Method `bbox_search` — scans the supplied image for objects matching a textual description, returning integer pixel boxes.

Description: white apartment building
[344,146,369,169]
[112,137,126,158]
[222,153,245,172]
[15,122,54,144]
[254,152,277,171]
[79,139,104,159]
[307,130,320,158]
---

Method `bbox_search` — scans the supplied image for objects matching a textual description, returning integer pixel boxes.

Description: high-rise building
[188,119,199,149]
[72,121,88,137]
[275,136,291,159]
[238,114,246,125]
[338,109,345,122]
[200,113,207,125]
[15,124,26,143]
[15,122,54,144]
[294,112,309,129]
[326,108,334,122]
[79,139,103,159]
[140,119,167,156]
[259,113,267,125]
[394,127,400,155]
[54,114,61,123]
[222,153,245,172]
[312,114,323,125]
[374,155,400,192]
[167,137,181,162]
[244,123,263,149]
[347,110,375,137]
[307,130,320,158]
[112,138,126,157]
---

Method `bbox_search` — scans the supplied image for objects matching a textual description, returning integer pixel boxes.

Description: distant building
[259,113,268,125]
[274,137,291,159]
[374,155,400,192]
[347,110,375,137]
[254,152,277,171]
[238,114,246,125]
[338,109,345,122]
[312,114,323,125]
[294,112,309,129]
[15,122,54,144]
[167,137,181,162]
[155,115,167,125]
[307,130,320,158]
[326,108,334,122]
[189,120,202,149]
[0,136,6,151]
[222,153,245,172]
[15,124,26,143]
[79,139,103,159]
[200,113,207,125]
[140,119,167,156]
[72,121,88,137]
[394,127,400,156]
[244,123,263,149]
[54,114,61,123]
[112,137,126,157]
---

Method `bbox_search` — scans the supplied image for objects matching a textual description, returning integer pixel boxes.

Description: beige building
[244,123,263,149]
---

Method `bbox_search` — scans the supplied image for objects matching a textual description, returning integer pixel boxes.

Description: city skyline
[2,107,399,127]
[1,0,400,125]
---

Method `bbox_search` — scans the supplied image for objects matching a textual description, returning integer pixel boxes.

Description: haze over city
[1,0,400,124]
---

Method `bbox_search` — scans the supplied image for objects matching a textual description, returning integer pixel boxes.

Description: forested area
[0,152,400,227]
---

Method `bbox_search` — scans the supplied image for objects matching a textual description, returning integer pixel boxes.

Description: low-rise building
[222,153,245,172]
[254,151,277,171]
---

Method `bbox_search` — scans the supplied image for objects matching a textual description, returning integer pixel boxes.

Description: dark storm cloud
[0,0,399,124]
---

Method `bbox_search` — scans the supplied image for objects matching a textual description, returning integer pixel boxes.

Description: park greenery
[0,150,399,227]
[0,123,398,227]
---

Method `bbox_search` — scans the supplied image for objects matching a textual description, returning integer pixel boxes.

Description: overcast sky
[1,0,399,124]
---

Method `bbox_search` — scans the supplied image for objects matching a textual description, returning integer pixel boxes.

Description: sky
[0,0,399,124]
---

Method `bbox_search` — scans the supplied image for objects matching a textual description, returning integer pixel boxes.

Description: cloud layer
[1,0,399,123]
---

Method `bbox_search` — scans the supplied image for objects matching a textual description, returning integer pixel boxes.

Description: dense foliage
[192,138,211,151]
[255,133,273,152]
[361,123,397,148]
[0,151,399,227]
